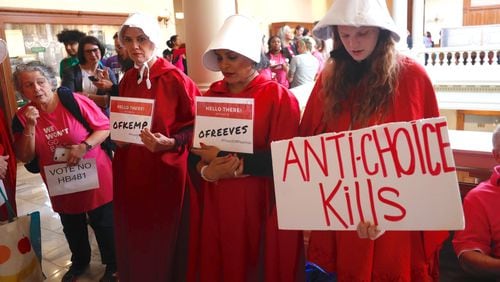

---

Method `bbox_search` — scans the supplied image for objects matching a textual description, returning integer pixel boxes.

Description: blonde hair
[322,28,400,127]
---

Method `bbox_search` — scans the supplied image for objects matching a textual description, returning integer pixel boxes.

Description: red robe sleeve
[0,109,17,219]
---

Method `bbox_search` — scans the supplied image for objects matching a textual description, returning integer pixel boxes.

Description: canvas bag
[0,188,44,281]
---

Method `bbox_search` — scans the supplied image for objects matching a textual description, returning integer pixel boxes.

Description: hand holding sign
[202,154,241,181]
[65,143,88,166]
[357,221,385,240]
[140,128,176,152]
[191,143,221,163]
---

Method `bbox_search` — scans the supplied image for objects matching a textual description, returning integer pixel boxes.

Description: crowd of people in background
[0,0,498,281]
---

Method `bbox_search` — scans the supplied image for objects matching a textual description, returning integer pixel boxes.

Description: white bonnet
[313,0,401,42]
[119,13,161,50]
[203,14,262,71]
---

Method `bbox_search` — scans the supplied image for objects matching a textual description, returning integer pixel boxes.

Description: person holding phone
[61,36,117,110]
[12,61,117,282]
[266,35,290,88]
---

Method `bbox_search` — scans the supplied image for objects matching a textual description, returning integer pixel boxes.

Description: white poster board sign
[109,97,154,144]
[271,117,464,230]
[44,159,99,196]
[193,96,254,153]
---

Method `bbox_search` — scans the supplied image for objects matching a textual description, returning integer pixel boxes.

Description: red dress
[0,109,16,220]
[113,58,199,281]
[188,74,305,282]
[299,57,449,282]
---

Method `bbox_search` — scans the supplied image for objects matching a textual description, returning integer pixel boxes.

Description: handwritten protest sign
[271,117,464,230]
[109,97,154,144]
[193,96,254,153]
[44,159,99,196]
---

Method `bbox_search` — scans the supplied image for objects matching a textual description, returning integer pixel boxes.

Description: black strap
[0,184,16,222]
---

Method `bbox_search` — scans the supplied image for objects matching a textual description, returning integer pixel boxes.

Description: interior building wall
[0,0,177,51]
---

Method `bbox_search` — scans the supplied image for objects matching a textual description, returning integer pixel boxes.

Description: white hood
[203,14,262,72]
[313,0,401,42]
[119,13,161,52]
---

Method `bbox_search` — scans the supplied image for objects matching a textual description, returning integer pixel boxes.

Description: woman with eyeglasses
[61,35,117,110]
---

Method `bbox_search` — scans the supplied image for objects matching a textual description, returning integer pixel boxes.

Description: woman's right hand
[24,106,39,127]
[191,143,221,163]
[203,154,240,181]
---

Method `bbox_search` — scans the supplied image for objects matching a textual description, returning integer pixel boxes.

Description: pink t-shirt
[15,94,112,214]
[268,52,289,88]
[453,165,500,258]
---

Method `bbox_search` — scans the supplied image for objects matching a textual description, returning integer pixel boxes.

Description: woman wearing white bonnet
[113,12,201,281]
[300,0,447,281]
[189,14,305,281]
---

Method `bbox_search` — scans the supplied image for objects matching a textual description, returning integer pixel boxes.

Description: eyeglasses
[84,48,100,54]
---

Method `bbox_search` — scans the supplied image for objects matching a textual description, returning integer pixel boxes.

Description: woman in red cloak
[188,15,305,281]
[113,13,200,281]
[299,0,449,281]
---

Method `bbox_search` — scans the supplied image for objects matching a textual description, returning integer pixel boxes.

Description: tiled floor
[15,163,106,281]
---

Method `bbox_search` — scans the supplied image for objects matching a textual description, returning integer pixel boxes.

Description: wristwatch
[82,141,92,152]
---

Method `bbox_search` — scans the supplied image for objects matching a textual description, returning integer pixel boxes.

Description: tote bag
[0,187,44,281]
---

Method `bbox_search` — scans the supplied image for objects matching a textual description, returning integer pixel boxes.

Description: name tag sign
[271,117,465,231]
[109,97,155,144]
[194,96,254,153]
[44,159,99,197]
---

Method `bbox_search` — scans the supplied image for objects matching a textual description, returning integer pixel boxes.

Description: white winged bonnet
[203,15,262,71]
[119,13,161,89]
[313,0,401,42]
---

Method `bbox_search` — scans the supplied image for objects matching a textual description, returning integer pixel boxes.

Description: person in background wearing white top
[288,37,319,88]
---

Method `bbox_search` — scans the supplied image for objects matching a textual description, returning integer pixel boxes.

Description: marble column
[412,0,425,50]
[392,0,408,50]
[184,0,236,92]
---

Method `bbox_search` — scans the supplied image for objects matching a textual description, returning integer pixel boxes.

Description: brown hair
[322,27,400,127]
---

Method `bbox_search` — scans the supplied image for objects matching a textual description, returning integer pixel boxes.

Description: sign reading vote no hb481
[271,117,464,231]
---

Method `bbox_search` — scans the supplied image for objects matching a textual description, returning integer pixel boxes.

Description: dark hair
[56,29,86,44]
[302,28,310,37]
[267,35,282,52]
[13,61,58,93]
[77,36,106,64]
[163,49,173,55]
[113,32,119,40]
[166,35,178,49]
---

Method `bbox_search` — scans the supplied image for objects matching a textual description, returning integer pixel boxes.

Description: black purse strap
[0,185,15,222]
